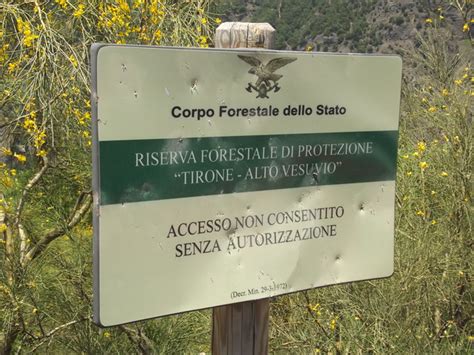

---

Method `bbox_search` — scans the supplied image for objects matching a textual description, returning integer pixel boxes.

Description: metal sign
[91,44,402,326]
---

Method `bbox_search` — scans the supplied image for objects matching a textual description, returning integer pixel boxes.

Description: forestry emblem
[238,55,297,98]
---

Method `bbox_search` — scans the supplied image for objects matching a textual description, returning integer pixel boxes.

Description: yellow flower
[103,331,111,338]
[441,88,449,96]
[36,150,47,157]
[1,148,13,156]
[439,15,444,20]
[425,18,433,24]
[133,0,144,8]
[440,171,448,177]
[416,210,425,217]
[118,0,130,12]
[419,161,428,170]
[215,17,222,24]
[329,318,337,331]
[412,152,419,157]
[201,18,207,25]
[23,118,35,131]
[10,169,16,176]
[69,54,78,68]
[7,62,17,73]
[23,33,39,47]
[17,18,39,47]
[1,176,13,187]
[13,153,26,163]
[55,0,67,9]
[401,154,409,159]
[0,223,7,233]
[154,29,162,42]
[199,35,207,44]
[431,190,437,195]
[431,220,437,225]
[454,79,463,85]
[406,171,413,176]
[428,106,437,113]
[73,4,85,18]
[417,142,426,152]
[421,97,428,103]
[463,23,469,32]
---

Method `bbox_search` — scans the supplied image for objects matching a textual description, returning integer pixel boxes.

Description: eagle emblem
[238,55,297,98]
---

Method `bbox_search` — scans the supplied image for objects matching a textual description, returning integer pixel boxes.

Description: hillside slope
[214,0,471,54]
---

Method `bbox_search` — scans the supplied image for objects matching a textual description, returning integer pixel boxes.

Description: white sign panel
[91,44,402,326]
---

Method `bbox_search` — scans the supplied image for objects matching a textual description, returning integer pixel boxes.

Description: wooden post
[212,22,275,355]
[214,22,275,49]
[212,299,269,355]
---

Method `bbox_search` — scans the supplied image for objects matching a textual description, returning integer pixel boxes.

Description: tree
[0,1,216,353]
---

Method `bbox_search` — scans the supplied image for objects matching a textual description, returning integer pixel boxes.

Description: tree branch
[23,192,92,263]
[30,317,90,353]
[18,223,28,264]
[14,156,49,226]
[120,325,155,355]
[1,192,14,285]
[302,291,330,339]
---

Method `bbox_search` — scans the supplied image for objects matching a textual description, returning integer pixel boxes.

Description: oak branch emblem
[238,55,297,98]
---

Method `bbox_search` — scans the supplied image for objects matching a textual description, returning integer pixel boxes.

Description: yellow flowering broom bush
[0,1,216,353]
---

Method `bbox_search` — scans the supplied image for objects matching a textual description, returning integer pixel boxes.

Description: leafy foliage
[0,1,216,353]
[268,25,473,352]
